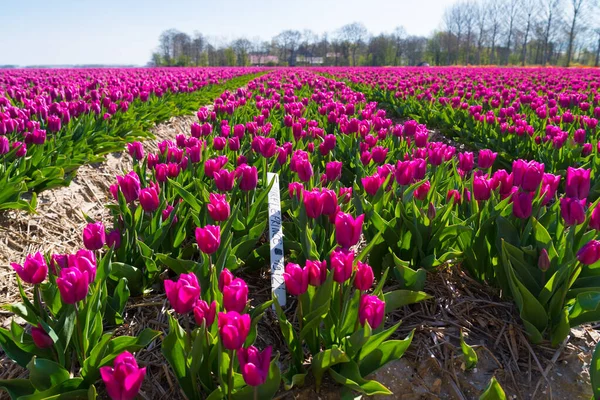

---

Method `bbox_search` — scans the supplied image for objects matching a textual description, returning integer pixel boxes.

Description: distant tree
[565,0,587,66]
[339,22,368,66]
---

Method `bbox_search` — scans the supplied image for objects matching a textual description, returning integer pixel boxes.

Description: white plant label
[267,172,286,306]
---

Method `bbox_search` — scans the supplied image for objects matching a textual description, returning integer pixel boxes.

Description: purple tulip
[477,149,497,169]
[116,171,141,203]
[330,249,354,283]
[512,191,534,219]
[354,262,374,291]
[31,324,54,349]
[193,299,217,327]
[560,197,586,226]
[126,142,144,161]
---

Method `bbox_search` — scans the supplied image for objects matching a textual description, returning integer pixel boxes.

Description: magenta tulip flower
[31,324,54,349]
[512,191,534,219]
[335,213,364,249]
[303,189,324,219]
[358,295,385,329]
[237,346,272,387]
[116,171,141,203]
[139,186,159,212]
[577,240,600,265]
[321,188,338,216]
[195,225,221,254]
[477,149,497,169]
[219,268,234,292]
[56,267,89,304]
[362,175,384,196]
[106,229,122,249]
[207,193,230,221]
[164,273,201,314]
[11,252,47,285]
[218,311,251,350]
[100,351,146,400]
[354,262,374,291]
[83,221,106,250]
[306,260,327,287]
[560,197,586,226]
[223,278,249,313]
[67,249,97,284]
[214,169,236,192]
[126,142,144,161]
[283,263,309,296]
[330,249,354,283]
[473,176,492,201]
[565,167,591,200]
[237,165,258,191]
[193,300,217,327]
[590,205,600,231]
[538,249,550,272]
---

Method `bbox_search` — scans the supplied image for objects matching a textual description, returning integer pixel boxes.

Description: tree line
[150,0,600,68]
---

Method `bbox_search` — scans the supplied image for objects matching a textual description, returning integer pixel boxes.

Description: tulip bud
[477,149,497,169]
[126,142,144,161]
[303,189,324,219]
[116,171,141,203]
[590,205,600,231]
[139,186,160,212]
[106,229,121,249]
[207,193,230,221]
[219,268,234,292]
[560,197,586,226]
[11,252,48,285]
[195,225,221,255]
[538,249,550,272]
[283,263,309,296]
[306,260,327,287]
[362,175,384,196]
[31,324,54,349]
[427,202,436,220]
[164,273,201,314]
[218,311,251,350]
[330,249,354,283]
[214,169,236,192]
[100,351,146,400]
[237,346,272,387]
[223,278,249,313]
[512,191,534,219]
[354,262,374,291]
[358,295,385,329]
[577,240,600,265]
[565,167,591,200]
[236,165,258,191]
[193,300,217,327]
[82,222,106,251]
[56,267,90,304]
[335,213,364,249]
[321,189,338,216]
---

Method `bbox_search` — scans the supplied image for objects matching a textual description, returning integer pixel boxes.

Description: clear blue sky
[0,0,455,66]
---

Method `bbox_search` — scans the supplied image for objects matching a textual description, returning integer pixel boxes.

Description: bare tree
[462,2,477,64]
[503,0,519,64]
[339,22,368,66]
[565,0,587,66]
[486,0,502,64]
[520,0,538,65]
[393,26,407,65]
[232,38,252,66]
[475,2,487,64]
[595,28,600,66]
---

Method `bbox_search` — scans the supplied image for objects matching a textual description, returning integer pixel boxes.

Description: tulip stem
[228,349,235,400]
[298,297,304,333]
[74,303,85,361]
[253,386,258,400]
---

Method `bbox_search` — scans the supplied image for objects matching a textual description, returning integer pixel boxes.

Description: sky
[0,0,455,66]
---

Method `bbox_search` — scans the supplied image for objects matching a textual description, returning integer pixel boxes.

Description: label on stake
[267,172,286,306]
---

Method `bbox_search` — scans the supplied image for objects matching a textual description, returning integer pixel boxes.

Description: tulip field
[1,66,600,399]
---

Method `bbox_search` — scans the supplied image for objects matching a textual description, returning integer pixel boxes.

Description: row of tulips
[3,67,600,398]
[0,68,265,211]
[321,67,600,199]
